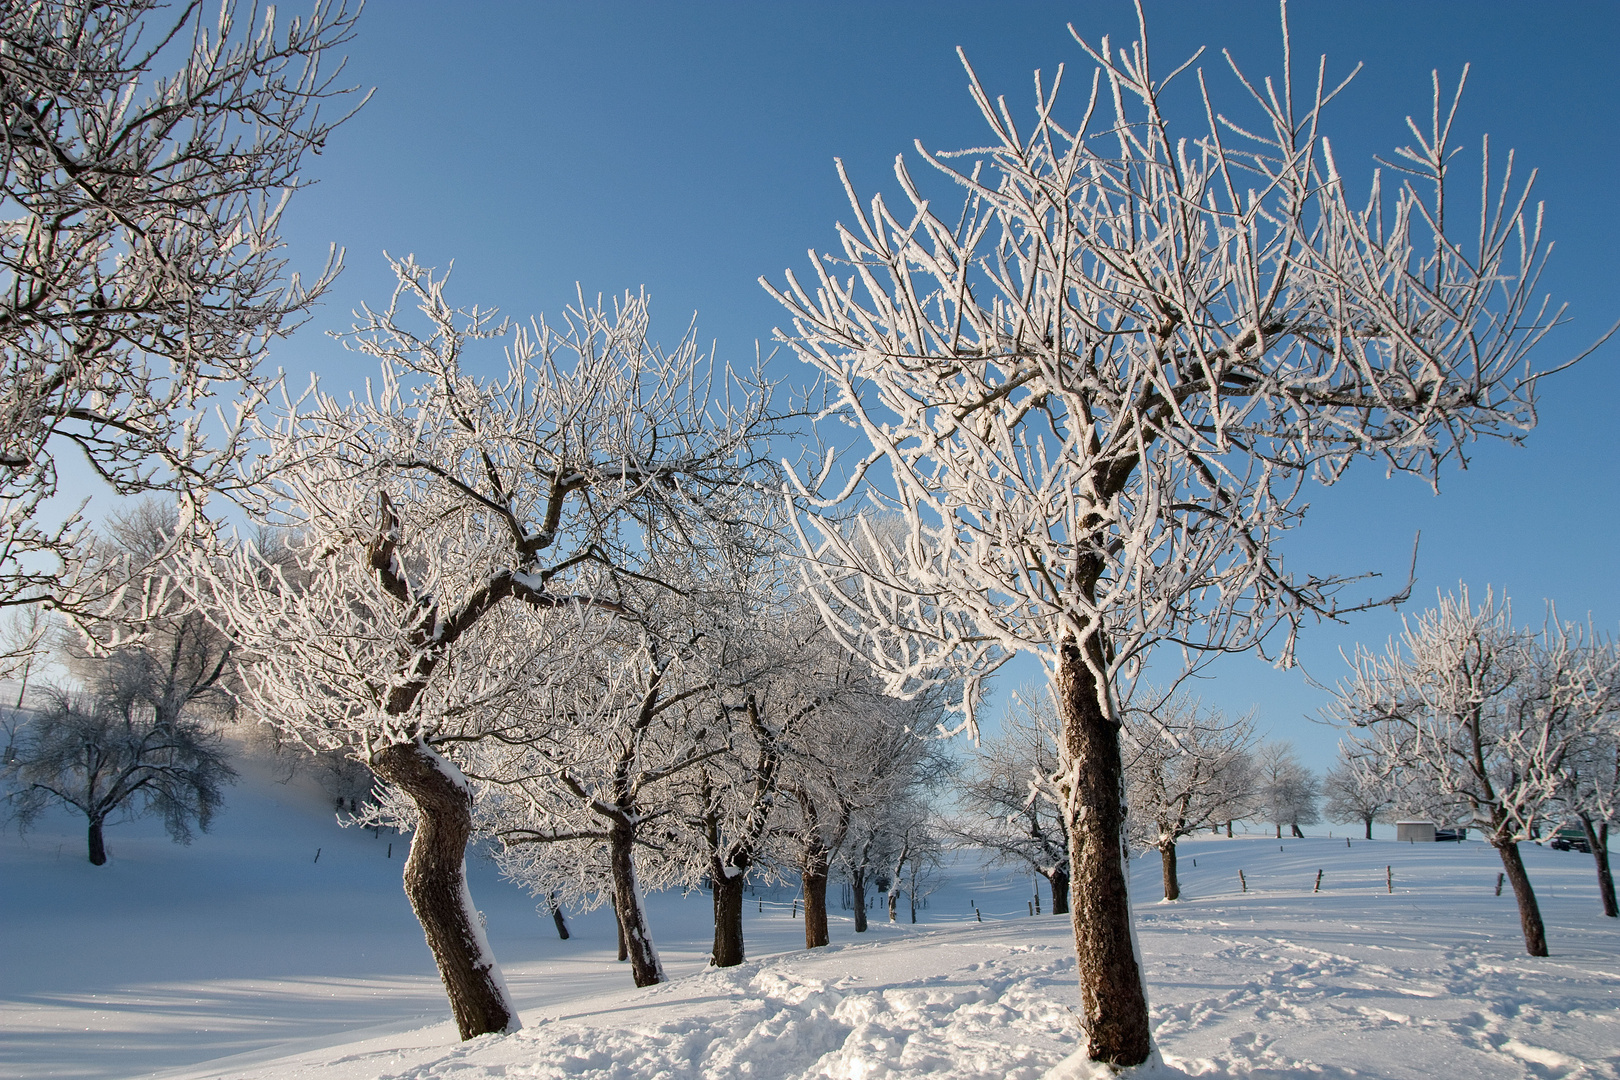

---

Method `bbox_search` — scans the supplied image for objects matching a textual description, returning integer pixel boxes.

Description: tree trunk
[1363,816,1374,841]
[1048,868,1071,915]
[711,862,747,966]
[1275,822,1282,839]
[1290,822,1305,839]
[1495,839,1549,957]
[1056,638,1152,1067]
[802,841,831,948]
[888,888,899,922]
[1160,842,1180,901]
[608,822,665,987]
[87,816,107,866]
[372,740,520,1039]
[548,893,570,940]
[1578,816,1617,918]
[613,897,628,961]
[851,866,869,933]
[1225,820,1233,838]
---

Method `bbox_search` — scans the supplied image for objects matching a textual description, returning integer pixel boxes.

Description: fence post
[1239,870,1247,893]
[1314,869,1323,893]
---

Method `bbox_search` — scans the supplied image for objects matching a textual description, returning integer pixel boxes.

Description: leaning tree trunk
[850,865,869,933]
[1160,841,1180,901]
[608,822,665,987]
[1056,636,1152,1067]
[87,816,107,866]
[1047,868,1071,915]
[372,740,520,1039]
[710,858,748,966]
[802,837,831,948]
[547,892,570,940]
[1578,815,1617,919]
[1494,838,1549,957]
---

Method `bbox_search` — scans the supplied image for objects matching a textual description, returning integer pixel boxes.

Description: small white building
[1396,821,1437,843]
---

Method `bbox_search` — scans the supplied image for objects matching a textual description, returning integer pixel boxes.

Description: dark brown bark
[1578,816,1617,918]
[613,897,628,961]
[1495,840,1549,957]
[608,822,664,987]
[850,866,869,933]
[1160,842,1180,901]
[1049,868,1071,915]
[1363,816,1374,841]
[372,741,519,1039]
[1225,820,1233,838]
[87,817,107,865]
[711,866,747,966]
[1290,822,1305,839]
[1056,638,1152,1066]
[802,853,831,949]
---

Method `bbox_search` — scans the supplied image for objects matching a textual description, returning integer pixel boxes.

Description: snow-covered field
[4,752,1617,1080]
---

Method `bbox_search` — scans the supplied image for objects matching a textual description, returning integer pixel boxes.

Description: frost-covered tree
[880,796,943,923]
[1533,626,1620,917]
[1124,694,1255,899]
[2,683,235,863]
[478,586,729,989]
[0,0,363,626]
[767,7,1577,1063]
[1322,749,1396,840]
[1255,740,1319,839]
[63,501,240,729]
[835,690,949,933]
[1327,588,1614,956]
[777,652,908,949]
[193,258,776,1038]
[944,686,1072,915]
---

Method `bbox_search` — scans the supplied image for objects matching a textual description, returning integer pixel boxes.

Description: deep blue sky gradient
[269,1,1620,772]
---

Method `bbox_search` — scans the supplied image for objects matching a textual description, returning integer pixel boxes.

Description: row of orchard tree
[957,586,1620,962]
[1,2,1611,1070]
[951,687,1320,908]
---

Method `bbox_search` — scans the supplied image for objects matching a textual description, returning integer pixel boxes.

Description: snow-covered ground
[3,751,1617,1080]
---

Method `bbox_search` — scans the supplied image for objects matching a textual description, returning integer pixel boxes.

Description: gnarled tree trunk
[1159,841,1180,901]
[1495,838,1549,957]
[608,822,665,987]
[802,837,831,948]
[372,740,520,1039]
[1048,867,1071,915]
[87,816,107,866]
[1056,636,1152,1067]
[711,861,747,966]
[1578,815,1617,919]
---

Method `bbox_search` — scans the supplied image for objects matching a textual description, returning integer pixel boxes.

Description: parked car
[1549,824,1592,853]
[1434,828,1467,842]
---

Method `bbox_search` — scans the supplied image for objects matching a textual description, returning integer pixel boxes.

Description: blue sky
[270,1,1619,773]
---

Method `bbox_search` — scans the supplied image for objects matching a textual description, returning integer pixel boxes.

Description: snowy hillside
[3,750,1617,1080]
